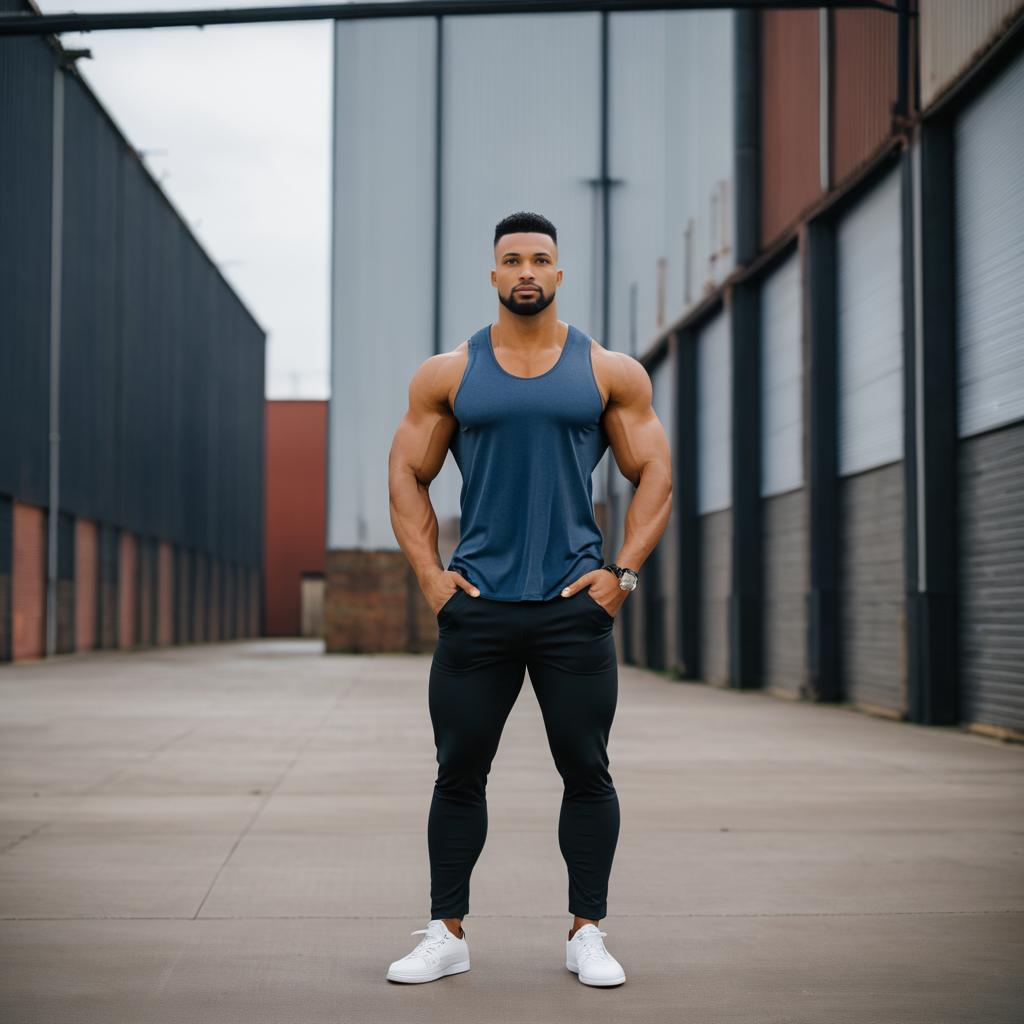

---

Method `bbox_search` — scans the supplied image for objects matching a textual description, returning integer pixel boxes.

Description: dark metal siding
[959,422,1024,734]
[762,488,809,696]
[839,462,906,714]
[760,9,821,247]
[3,3,265,581]
[0,28,52,505]
[700,508,731,685]
[830,7,899,187]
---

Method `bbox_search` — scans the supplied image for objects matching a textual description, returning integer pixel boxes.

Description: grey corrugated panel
[839,462,906,714]
[329,16,438,552]
[762,488,808,695]
[700,507,731,685]
[959,422,1024,733]
[920,0,1024,109]
[837,166,904,477]
[610,10,734,352]
[759,251,803,498]
[954,48,1024,439]
[697,310,731,514]
[0,30,52,504]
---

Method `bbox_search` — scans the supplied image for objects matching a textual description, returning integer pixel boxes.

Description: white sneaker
[385,919,471,984]
[566,923,626,986]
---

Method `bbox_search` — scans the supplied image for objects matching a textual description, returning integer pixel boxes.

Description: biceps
[604,405,671,488]
[390,409,455,487]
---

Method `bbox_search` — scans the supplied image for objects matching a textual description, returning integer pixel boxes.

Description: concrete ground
[0,638,1021,1024]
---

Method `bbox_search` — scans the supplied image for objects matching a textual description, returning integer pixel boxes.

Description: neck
[493,306,563,350]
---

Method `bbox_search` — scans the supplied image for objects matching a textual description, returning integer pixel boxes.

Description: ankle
[441,918,463,939]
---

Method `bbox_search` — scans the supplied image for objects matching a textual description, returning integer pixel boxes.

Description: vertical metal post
[46,67,65,658]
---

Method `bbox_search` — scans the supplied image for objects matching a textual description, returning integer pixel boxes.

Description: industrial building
[0,0,266,661]
[327,1,1024,742]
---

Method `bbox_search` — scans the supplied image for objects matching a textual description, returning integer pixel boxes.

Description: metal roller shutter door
[955,50,1024,735]
[836,168,906,714]
[697,312,731,684]
[760,252,807,695]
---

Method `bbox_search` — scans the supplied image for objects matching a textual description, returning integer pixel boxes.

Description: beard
[498,285,556,317]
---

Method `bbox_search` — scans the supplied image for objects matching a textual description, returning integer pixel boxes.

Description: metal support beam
[675,329,700,679]
[0,1,900,38]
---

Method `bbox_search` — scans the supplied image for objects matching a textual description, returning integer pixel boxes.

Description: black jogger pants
[426,585,620,921]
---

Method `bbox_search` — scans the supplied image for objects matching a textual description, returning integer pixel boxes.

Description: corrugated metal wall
[920,0,1024,109]
[330,16,440,552]
[954,48,1024,734]
[0,24,52,508]
[830,7,899,187]
[760,10,821,246]
[0,3,265,660]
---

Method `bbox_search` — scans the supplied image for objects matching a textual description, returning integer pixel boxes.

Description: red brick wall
[75,518,98,651]
[13,502,46,661]
[325,549,437,654]
[157,541,174,646]
[118,531,137,649]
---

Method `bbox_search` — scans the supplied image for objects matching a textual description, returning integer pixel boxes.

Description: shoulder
[586,337,652,408]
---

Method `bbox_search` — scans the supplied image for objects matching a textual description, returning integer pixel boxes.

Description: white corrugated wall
[919,0,1024,109]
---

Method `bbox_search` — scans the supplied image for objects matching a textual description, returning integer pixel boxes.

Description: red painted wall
[264,400,327,636]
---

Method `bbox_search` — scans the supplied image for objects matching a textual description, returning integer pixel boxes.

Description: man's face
[492,232,562,316]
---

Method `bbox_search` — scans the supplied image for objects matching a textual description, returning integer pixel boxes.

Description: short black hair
[494,211,557,249]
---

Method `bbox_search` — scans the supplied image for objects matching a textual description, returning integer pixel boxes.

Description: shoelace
[574,929,613,963]
[406,926,452,965]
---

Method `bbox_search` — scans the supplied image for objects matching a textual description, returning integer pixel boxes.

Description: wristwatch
[603,563,639,591]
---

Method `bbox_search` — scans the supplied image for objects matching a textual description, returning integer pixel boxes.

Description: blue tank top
[446,322,609,601]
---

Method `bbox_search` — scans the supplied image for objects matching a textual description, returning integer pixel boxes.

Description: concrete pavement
[1,638,1021,1023]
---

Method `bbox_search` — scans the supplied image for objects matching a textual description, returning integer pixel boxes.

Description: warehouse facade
[624,0,1024,742]
[0,0,266,661]
[326,2,1023,741]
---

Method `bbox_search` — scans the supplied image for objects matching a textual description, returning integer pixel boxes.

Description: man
[385,210,672,987]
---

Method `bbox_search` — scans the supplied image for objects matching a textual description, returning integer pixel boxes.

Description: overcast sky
[35,0,338,399]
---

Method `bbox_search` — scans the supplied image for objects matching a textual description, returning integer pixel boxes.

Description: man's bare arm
[601,353,673,572]
[388,355,458,590]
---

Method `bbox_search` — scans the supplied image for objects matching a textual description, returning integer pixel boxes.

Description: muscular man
[385,210,672,987]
